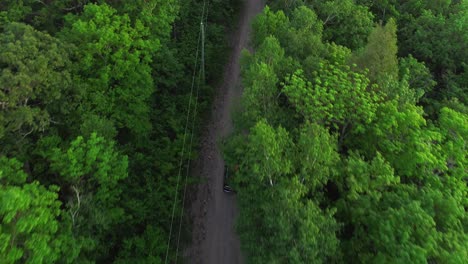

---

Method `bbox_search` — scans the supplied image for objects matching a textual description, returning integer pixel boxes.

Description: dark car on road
[223,165,235,193]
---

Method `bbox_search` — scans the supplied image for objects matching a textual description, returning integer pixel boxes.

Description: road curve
[186,1,264,263]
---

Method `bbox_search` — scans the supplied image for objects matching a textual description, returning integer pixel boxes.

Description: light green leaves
[228,120,340,263]
[245,120,293,186]
[283,63,379,134]
[252,5,324,59]
[297,122,339,190]
[231,2,467,263]
[341,152,399,200]
[60,3,156,136]
[0,157,62,264]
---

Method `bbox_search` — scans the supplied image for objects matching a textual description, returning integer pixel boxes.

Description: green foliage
[0,157,63,264]
[241,36,287,126]
[229,2,467,263]
[297,122,339,191]
[252,5,324,59]
[60,3,156,137]
[341,153,399,200]
[0,0,239,262]
[286,6,324,59]
[266,1,374,50]
[0,1,32,25]
[399,55,437,102]
[252,6,289,48]
[241,61,279,125]
[114,225,165,264]
[243,120,293,186]
[352,18,399,85]
[283,63,380,135]
[312,0,375,50]
[108,0,179,40]
[0,22,72,150]
[342,186,439,263]
[37,133,128,257]
[2,0,466,262]
[399,0,454,17]
[398,1,468,107]
[225,120,340,263]
[437,107,468,185]
[237,177,340,263]
[351,101,444,179]
[356,0,400,21]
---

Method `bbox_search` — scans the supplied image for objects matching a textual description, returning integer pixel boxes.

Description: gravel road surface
[185,1,264,263]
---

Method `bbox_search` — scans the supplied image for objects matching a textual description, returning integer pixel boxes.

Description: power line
[175,16,207,262]
[164,1,207,263]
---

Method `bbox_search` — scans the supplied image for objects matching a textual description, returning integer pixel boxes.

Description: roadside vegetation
[0,0,240,262]
[224,0,467,263]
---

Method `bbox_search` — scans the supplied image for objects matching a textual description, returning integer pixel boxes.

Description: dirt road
[185,0,264,263]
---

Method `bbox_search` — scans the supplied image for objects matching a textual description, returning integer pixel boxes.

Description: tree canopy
[224,2,468,263]
[0,0,240,262]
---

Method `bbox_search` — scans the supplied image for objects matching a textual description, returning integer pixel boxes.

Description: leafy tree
[241,61,279,126]
[340,107,467,262]
[240,36,292,126]
[336,153,438,263]
[0,1,32,25]
[226,121,340,263]
[0,22,72,153]
[285,6,324,59]
[114,225,166,264]
[230,2,467,264]
[437,107,467,180]
[399,0,454,17]
[338,152,400,201]
[241,120,293,187]
[422,189,468,263]
[350,101,445,180]
[352,18,399,85]
[37,133,128,260]
[399,10,452,73]
[0,0,90,33]
[59,3,156,138]
[337,150,467,262]
[297,122,339,191]
[251,6,290,48]
[311,0,374,50]
[399,55,437,103]
[342,185,439,263]
[398,2,467,106]
[356,0,400,22]
[0,157,65,263]
[267,1,372,50]
[268,0,306,11]
[283,63,380,140]
[253,5,325,61]
[108,0,179,40]
[238,179,340,264]
[0,0,240,262]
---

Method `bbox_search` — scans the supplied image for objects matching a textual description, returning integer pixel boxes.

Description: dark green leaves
[0,22,72,145]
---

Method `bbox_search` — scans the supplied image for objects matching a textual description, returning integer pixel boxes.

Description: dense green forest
[1,0,467,263]
[0,0,239,263]
[224,0,467,263]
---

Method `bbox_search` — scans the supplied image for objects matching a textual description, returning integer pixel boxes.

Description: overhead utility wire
[175,8,208,261]
[164,1,207,263]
